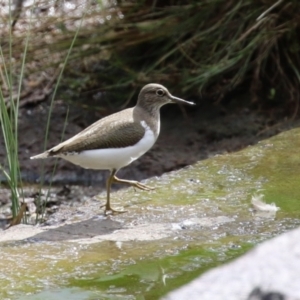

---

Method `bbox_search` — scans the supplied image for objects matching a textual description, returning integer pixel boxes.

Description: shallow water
[1,128,300,299]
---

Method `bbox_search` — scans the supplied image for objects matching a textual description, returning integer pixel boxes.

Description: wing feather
[48,108,145,155]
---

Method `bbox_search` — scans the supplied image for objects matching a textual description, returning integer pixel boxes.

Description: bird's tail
[30,152,49,160]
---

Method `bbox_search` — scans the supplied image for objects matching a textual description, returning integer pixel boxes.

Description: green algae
[2,128,300,299]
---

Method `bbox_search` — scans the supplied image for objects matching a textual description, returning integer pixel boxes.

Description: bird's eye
[156,89,164,96]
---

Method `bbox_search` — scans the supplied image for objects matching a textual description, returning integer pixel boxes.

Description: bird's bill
[169,95,195,106]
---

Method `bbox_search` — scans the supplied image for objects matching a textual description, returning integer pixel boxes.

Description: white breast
[60,121,156,171]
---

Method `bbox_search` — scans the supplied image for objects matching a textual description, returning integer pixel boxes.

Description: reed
[0,0,85,222]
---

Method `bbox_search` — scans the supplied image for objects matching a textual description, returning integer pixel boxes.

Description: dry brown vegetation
[1,0,300,111]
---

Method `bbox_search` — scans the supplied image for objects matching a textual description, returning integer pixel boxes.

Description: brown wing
[48,108,146,155]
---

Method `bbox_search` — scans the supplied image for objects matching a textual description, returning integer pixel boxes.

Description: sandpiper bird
[31,83,195,215]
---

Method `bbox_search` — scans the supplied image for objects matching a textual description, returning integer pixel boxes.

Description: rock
[163,227,300,300]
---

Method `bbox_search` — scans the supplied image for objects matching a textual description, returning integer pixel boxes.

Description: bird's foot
[100,204,127,216]
[131,181,155,191]
[112,176,155,191]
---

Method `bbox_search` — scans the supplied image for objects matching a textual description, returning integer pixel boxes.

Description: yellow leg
[100,170,155,215]
[112,175,154,191]
[100,169,127,215]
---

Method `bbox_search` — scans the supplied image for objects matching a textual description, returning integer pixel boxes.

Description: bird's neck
[134,105,161,138]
